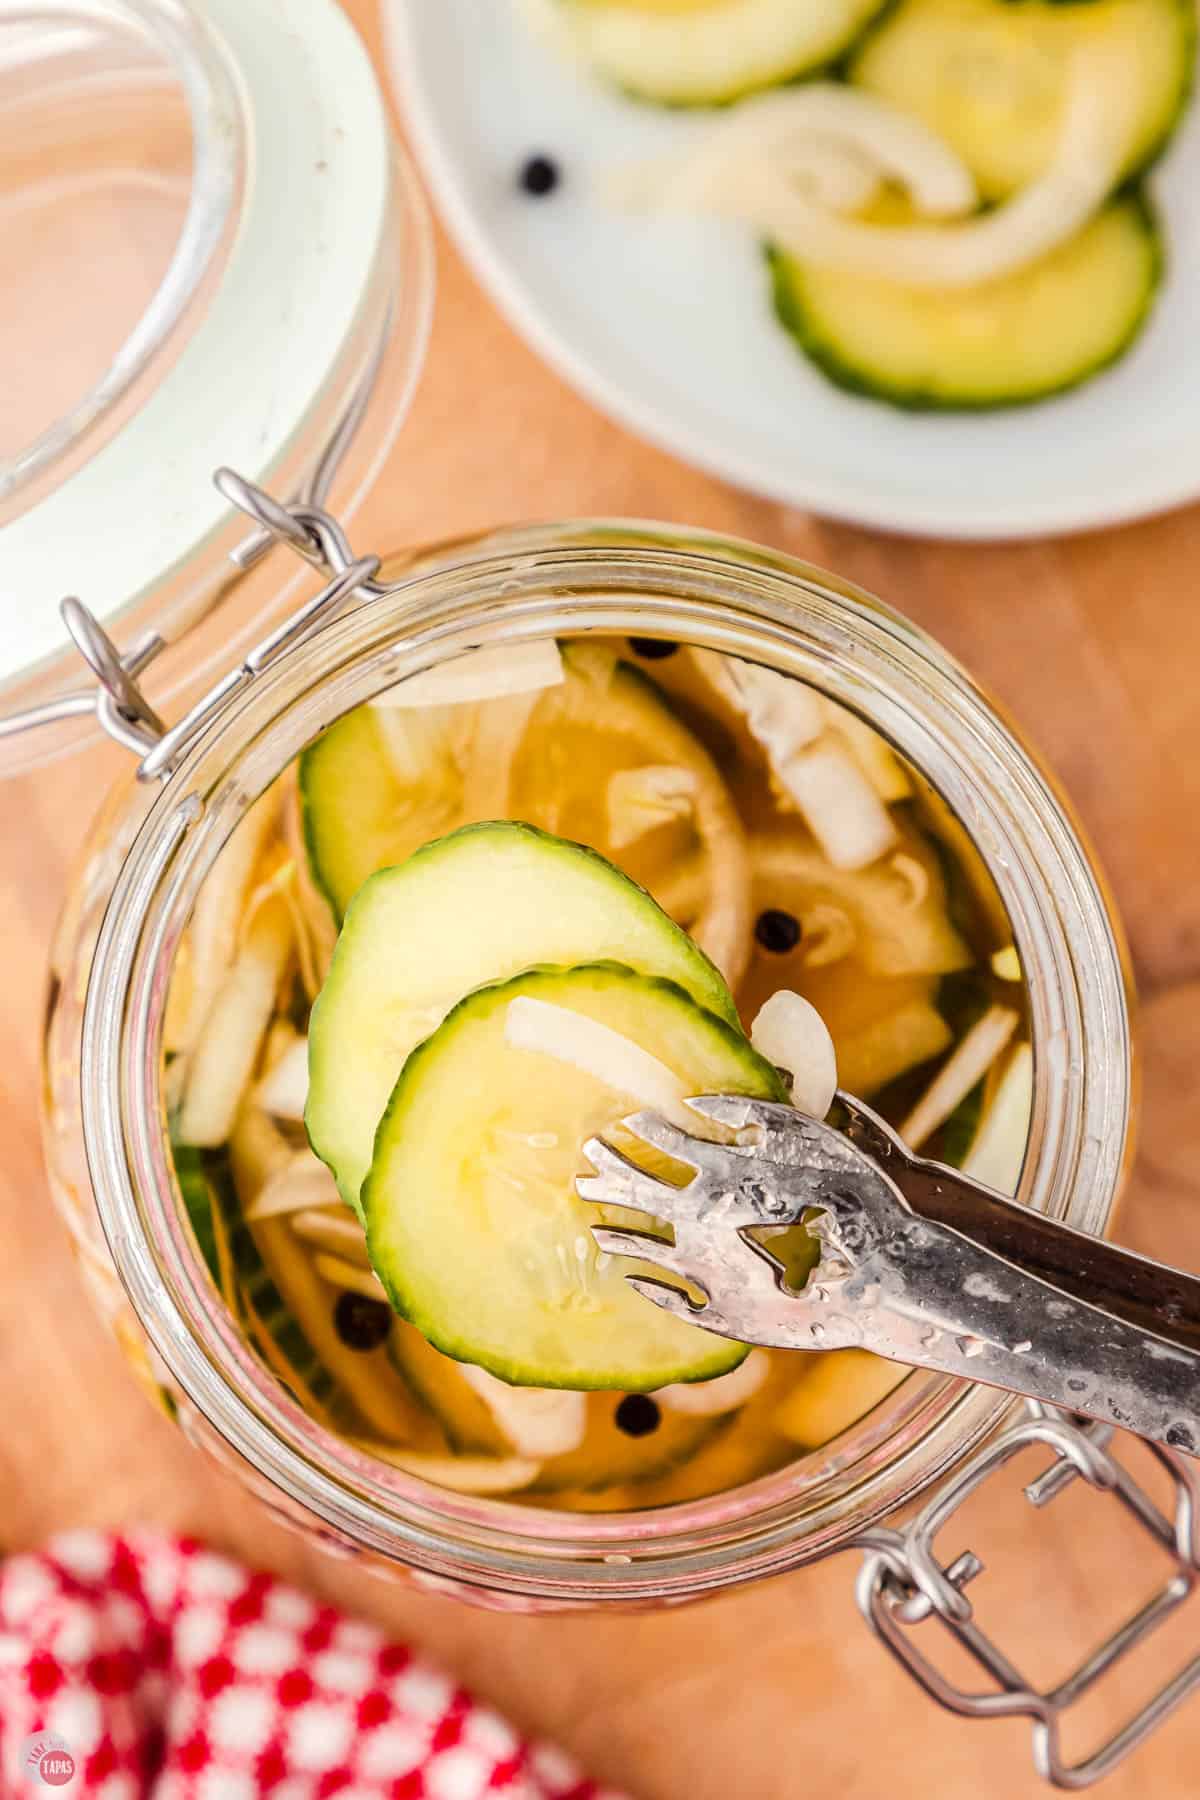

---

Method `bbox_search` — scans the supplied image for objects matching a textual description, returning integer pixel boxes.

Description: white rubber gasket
[1,0,392,681]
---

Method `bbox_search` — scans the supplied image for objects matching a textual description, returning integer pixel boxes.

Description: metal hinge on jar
[0,470,384,776]
[852,1401,1200,1789]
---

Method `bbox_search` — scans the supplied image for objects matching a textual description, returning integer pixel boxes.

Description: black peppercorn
[615,1394,661,1437]
[333,1290,392,1352]
[518,154,560,197]
[754,909,802,954]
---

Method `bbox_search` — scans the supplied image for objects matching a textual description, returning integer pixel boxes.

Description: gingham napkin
[0,1532,628,1799]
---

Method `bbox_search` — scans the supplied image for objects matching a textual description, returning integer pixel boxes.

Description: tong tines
[578,1094,1200,1458]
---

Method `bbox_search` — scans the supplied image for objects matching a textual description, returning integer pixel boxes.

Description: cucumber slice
[850,0,1193,200]
[299,703,462,922]
[364,963,788,1390]
[513,650,752,989]
[301,647,749,983]
[556,0,889,105]
[749,821,971,981]
[768,192,1162,411]
[307,822,736,1217]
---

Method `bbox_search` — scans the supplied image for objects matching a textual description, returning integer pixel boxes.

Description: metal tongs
[578,1094,1200,1457]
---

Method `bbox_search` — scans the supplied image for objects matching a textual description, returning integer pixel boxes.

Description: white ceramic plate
[385,0,1200,539]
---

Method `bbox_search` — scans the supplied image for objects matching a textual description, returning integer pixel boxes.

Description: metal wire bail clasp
[16,470,384,778]
[60,598,167,758]
[135,474,383,781]
[853,1404,1200,1788]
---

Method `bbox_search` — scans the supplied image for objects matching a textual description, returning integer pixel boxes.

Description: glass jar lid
[0,0,433,772]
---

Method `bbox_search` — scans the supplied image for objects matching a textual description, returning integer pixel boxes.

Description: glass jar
[0,0,434,774]
[43,514,1135,1605]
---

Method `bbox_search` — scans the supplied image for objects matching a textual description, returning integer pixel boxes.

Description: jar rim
[76,525,1133,1602]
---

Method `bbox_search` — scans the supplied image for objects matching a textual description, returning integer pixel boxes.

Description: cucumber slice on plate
[768,192,1162,411]
[555,0,889,106]
[364,962,788,1390]
[307,822,736,1217]
[849,0,1193,200]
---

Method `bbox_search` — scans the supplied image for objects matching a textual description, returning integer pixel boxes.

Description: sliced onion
[178,788,281,1054]
[608,84,976,220]
[991,946,1022,983]
[774,1348,906,1447]
[775,740,898,872]
[794,902,857,971]
[607,764,699,850]
[612,45,1134,287]
[280,771,339,976]
[505,996,691,1126]
[657,1348,771,1416]
[288,1207,371,1263]
[371,702,465,788]
[462,688,543,823]
[244,1155,343,1223]
[353,1443,541,1495]
[375,640,563,709]
[820,699,911,802]
[963,1043,1033,1196]
[750,991,838,1118]
[651,854,708,928]
[886,853,930,912]
[767,138,881,216]
[900,1005,1021,1151]
[688,653,897,869]
[742,45,1137,286]
[692,650,825,765]
[313,1251,389,1302]
[611,132,881,218]
[257,1035,309,1121]
[458,1366,587,1458]
[836,998,952,1098]
[177,895,293,1148]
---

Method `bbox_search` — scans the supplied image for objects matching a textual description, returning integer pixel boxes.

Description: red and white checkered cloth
[0,1532,629,1800]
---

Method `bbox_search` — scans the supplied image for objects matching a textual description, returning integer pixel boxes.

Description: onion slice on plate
[607,84,977,220]
[612,44,1138,287]
[732,45,1137,286]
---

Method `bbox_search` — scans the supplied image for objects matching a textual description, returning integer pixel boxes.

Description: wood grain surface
[3,5,1200,1795]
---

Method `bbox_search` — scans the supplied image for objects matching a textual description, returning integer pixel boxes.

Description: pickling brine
[163,633,1031,1511]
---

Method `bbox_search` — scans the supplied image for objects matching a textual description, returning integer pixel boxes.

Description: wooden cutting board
[3,4,1200,1794]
